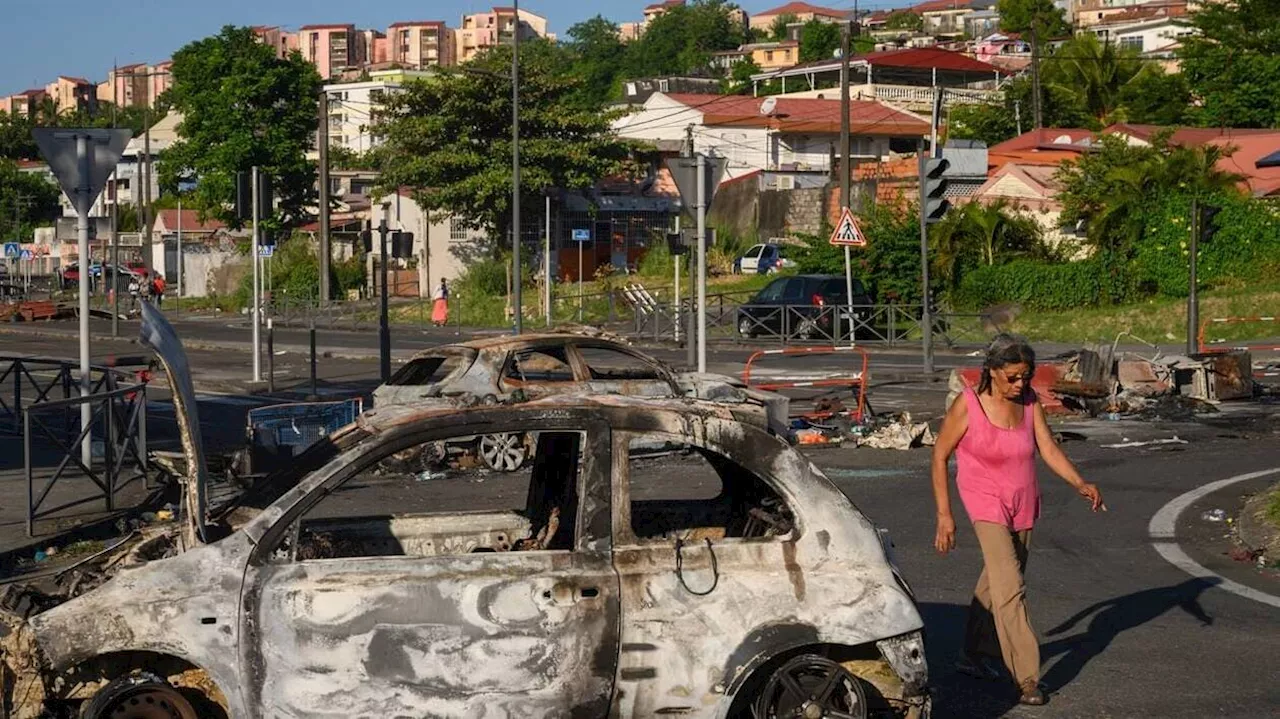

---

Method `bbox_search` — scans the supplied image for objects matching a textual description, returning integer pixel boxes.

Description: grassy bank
[1003,280,1280,346]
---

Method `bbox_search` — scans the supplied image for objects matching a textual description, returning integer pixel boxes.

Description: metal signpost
[33,128,132,465]
[666,153,726,373]
[829,207,868,343]
[572,228,590,321]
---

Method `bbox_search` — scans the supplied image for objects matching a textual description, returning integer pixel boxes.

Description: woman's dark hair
[977,333,1036,396]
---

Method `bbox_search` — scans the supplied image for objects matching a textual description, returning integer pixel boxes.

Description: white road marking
[1148,467,1280,609]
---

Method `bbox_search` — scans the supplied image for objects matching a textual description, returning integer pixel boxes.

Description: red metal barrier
[1198,316,1280,354]
[742,345,870,422]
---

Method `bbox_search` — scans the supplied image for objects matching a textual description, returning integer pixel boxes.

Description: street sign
[2,243,18,259]
[32,128,132,215]
[572,229,591,242]
[259,244,275,258]
[20,250,33,261]
[829,207,868,247]
[667,155,727,213]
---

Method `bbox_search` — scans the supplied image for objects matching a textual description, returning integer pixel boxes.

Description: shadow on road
[918,602,1020,719]
[1040,577,1218,693]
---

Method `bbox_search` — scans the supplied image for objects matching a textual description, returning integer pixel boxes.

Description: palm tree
[1043,34,1142,123]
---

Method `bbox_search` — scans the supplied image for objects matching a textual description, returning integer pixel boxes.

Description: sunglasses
[1001,371,1035,385]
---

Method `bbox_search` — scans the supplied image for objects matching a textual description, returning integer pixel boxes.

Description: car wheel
[80,672,200,719]
[738,316,756,338]
[479,432,526,472]
[752,655,868,719]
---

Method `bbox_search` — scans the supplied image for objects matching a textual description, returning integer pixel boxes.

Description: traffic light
[1199,204,1222,243]
[360,222,373,253]
[922,157,951,224]
[391,231,415,259]
[235,172,252,220]
[666,232,687,256]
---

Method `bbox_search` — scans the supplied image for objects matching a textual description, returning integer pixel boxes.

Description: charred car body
[0,307,929,718]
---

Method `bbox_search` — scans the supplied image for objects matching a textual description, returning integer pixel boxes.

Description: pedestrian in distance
[152,274,166,308]
[127,276,140,312]
[432,277,450,327]
[931,333,1104,707]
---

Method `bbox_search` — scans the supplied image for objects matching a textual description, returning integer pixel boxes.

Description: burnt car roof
[410,332,635,357]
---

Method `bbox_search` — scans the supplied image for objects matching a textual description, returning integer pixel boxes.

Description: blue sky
[0,0,892,96]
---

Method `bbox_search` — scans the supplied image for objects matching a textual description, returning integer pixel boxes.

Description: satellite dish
[759,96,778,116]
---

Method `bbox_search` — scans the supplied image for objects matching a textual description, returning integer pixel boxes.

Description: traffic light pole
[251,166,261,383]
[1187,197,1199,355]
[918,145,933,376]
[379,202,391,383]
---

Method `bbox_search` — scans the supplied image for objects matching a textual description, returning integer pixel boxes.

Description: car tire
[479,432,527,472]
[752,654,869,719]
[80,671,201,719]
[738,316,756,339]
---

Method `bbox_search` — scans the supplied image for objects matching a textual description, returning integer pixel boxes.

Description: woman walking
[931,334,1103,706]
[431,278,450,327]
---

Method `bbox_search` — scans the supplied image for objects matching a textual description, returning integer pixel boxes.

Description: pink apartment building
[1,89,47,118]
[455,7,550,63]
[388,21,454,68]
[45,76,95,115]
[299,24,359,79]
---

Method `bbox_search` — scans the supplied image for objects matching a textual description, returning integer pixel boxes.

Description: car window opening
[627,438,794,542]
[276,430,585,562]
[386,354,466,386]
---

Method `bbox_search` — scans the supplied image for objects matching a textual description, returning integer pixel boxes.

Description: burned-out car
[0,308,929,719]
[371,334,791,470]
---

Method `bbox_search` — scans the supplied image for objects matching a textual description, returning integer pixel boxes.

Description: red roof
[156,209,225,233]
[988,128,1095,154]
[644,0,685,11]
[912,0,974,13]
[299,24,356,31]
[1102,123,1279,147]
[1095,2,1188,24]
[1207,133,1280,197]
[57,76,92,85]
[858,47,1008,75]
[388,20,445,28]
[755,2,849,18]
[662,93,929,136]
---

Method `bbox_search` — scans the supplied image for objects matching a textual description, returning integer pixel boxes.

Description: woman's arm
[932,395,969,554]
[1032,401,1104,511]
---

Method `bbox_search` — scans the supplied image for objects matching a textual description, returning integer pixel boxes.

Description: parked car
[738,274,874,340]
[371,333,790,469]
[0,303,931,719]
[735,243,796,275]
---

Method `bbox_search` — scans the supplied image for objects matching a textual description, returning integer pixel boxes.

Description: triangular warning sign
[829,207,867,247]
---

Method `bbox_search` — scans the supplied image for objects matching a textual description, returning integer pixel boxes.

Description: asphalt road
[3,317,1280,717]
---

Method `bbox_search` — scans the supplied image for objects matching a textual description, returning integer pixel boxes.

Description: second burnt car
[0,306,929,719]
[371,333,791,471]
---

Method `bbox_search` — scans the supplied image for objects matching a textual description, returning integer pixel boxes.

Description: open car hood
[138,302,210,545]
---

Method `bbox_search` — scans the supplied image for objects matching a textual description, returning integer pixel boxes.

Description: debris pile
[787,410,935,451]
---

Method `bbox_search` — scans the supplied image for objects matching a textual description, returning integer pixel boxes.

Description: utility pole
[1014,100,1023,136]
[1030,26,1042,129]
[696,152,707,373]
[920,87,944,376]
[511,0,523,334]
[1187,198,1200,355]
[544,193,552,327]
[840,18,855,326]
[251,166,262,383]
[378,202,392,382]
[142,105,153,272]
[318,90,331,305]
[111,62,120,336]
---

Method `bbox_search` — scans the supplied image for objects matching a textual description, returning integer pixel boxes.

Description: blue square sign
[2,243,19,259]
[572,229,591,242]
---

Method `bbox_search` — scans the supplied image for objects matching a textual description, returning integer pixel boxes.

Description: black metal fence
[1,356,152,536]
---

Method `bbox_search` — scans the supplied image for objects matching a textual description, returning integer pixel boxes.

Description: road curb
[1149,467,1280,609]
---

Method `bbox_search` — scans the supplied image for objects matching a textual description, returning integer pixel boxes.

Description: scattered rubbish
[415,470,448,482]
[44,546,58,557]
[1102,436,1188,449]
[857,413,936,450]
[155,509,174,522]
[33,550,47,563]
[1228,546,1262,562]
[1105,412,1121,421]
[1202,509,1227,522]
[140,512,158,524]
[795,428,843,446]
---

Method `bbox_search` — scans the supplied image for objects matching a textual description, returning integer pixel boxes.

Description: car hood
[138,302,210,546]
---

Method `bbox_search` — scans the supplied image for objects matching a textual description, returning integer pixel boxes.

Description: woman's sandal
[1018,679,1048,706]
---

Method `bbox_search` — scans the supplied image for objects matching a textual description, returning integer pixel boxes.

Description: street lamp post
[511,0,522,334]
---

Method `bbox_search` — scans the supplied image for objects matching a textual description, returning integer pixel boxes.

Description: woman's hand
[1076,482,1104,512]
[934,513,957,554]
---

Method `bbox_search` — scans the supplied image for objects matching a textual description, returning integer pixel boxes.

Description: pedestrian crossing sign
[829,207,867,247]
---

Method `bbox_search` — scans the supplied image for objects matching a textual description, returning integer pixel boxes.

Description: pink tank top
[955,386,1040,531]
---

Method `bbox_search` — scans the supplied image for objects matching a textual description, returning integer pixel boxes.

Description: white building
[612,92,929,183]
[379,190,488,296]
[324,69,435,154]
[1091,14,1193,55]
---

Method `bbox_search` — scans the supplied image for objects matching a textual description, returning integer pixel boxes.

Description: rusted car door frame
[496,342,581,398]
[236,415,619,718]
[608,428,808,718]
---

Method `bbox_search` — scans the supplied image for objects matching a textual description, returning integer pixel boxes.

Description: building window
[1119,36,1144,51]
[450,218,468,240]
[766,51,774,61]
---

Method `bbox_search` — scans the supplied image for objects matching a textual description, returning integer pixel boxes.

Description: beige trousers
[964,521,1040,685]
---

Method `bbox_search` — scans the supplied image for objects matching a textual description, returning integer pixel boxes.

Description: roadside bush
[457,255,508,297]
[954,259,1134,311]
[637,235,677,277]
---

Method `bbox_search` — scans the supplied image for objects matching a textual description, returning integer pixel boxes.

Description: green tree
[0,158,61,241]
[997,0,1070,38]
[374,40,637,250]
[1180,0,1280,127]
[1041,34,1142,123]
[929,200,1048,293]
[770,13,799,41]
[159,26,323,228]
[884,11,924,32]
[724,57,763,94]
[0,113,38,161]
[623,1,744,77]
[948,76,1094,147]
[1116,66,1192,125]
[794,203,929,302]
[566,15,626,105]
[799,20,842,63]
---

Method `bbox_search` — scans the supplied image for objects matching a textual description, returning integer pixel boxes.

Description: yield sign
[32,128,132,216]
[667,154,727,213]
[829,207,867,247]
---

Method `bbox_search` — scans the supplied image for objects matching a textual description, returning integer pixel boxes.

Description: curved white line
[1148,467,1280,609]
